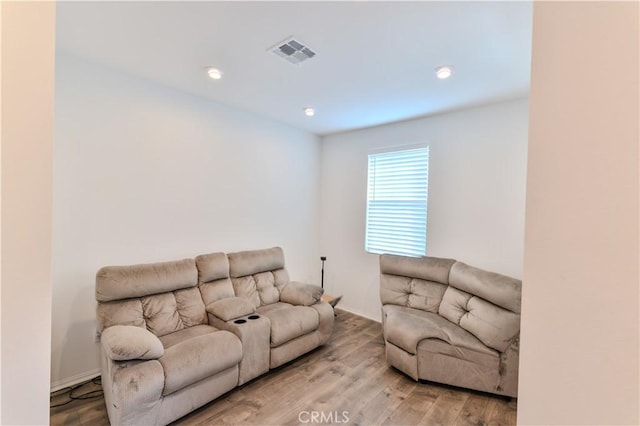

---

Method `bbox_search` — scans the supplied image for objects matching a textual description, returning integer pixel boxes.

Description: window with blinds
[365,147,429,257]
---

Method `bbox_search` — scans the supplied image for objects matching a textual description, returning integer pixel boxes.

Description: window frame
[364,144,430,258]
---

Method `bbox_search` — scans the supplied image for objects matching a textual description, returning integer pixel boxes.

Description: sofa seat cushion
[383,305,496,357]
[257,303,319,347]
[417,339,500,392]
[256,302,291,315]
[418,338,499,369]
[158,324,219,349]
[159,330,242,396]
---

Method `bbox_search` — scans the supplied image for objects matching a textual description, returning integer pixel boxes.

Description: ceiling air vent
[269,37,316,65]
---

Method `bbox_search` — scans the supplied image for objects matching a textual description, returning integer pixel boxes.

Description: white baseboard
[335,304,381,323]
[51,368,101,393]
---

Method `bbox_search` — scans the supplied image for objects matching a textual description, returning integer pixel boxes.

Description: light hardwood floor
[51,310,517,425]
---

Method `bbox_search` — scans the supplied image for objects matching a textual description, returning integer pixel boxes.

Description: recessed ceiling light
[206,67,223,80]
[435,66,453,79]
[303,107,315,117]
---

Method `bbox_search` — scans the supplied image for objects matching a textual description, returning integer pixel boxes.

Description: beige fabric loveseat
[380,254,521,397]
[96,247,333,425]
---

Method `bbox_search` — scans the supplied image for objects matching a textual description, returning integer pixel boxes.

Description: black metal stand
[320,256,326,289]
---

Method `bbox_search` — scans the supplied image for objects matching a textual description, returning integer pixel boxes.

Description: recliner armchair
[96,258,242,425]
[379,254,521,397]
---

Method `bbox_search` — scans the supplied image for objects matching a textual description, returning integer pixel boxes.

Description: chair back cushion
[227,247,290,308]
[96,259,206,336]
[379,255,455,313]
[448,262,522,313]
[438,262,522,352]
[96,258,197,301]
[195,252,235,306]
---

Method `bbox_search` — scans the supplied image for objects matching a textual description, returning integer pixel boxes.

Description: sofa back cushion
[97,299,145,332]
[227,247,290,308]
[195,252,236,306]
[439,262,522,352]
[379,255,456,313]
[96,258,197,301]
[448,262,522,313]
[95,259,207,336]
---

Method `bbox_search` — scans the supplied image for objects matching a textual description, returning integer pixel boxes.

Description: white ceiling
[56,1,532,136]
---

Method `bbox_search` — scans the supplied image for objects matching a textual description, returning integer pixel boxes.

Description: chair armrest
[207,296,255,321]
[101,325,164,361]
[279,281,323,306]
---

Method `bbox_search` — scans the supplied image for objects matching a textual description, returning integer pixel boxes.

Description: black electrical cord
[50,376,103,408]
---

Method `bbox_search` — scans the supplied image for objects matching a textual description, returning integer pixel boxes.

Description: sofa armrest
[101,325,164,361]
[206,296,255,321]
[100,356,164,425]
[279,281,323,306]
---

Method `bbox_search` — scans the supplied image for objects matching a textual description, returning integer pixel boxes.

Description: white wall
[52,54,321,388]
[1,2,55,424]
[518,2,639,425]
[319,99,528,320]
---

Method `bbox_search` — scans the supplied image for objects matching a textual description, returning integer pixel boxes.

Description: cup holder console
[233,315,260,324]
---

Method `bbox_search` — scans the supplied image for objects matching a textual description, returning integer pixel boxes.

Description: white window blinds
[365,147,429,257]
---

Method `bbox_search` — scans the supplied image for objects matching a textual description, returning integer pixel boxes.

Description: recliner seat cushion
[255,302,291,315]
[158,324,219,349]
[257,303,319,347]
[159,331,241,396]
[383,305,496,357]
[417,339,500,392]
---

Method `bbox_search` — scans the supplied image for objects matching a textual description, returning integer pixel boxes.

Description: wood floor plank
[306,344,387,414]
[455,393,494,426]
[381,379,441,425]
[330,360,392,418]
[51,310,518,426]
[356,371,419,425]
[487,397,518,426]
[419,387,470,426]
